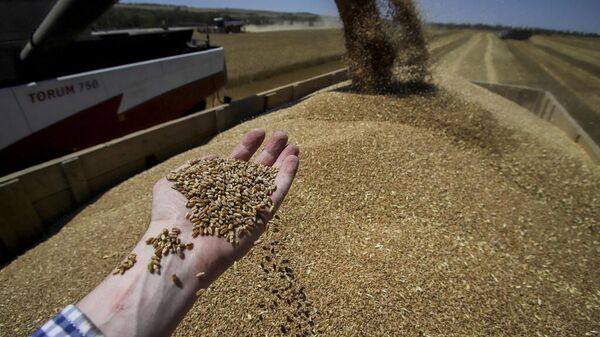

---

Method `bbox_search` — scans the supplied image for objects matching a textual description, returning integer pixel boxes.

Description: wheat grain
[145,227,192,274]
[167,158,277,245]
[113,253,137,275]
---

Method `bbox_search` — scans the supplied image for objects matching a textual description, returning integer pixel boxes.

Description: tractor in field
[498,29,533,40]
[210,16,245,33]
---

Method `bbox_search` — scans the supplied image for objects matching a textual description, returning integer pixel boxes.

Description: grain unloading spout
[20,0,117,61]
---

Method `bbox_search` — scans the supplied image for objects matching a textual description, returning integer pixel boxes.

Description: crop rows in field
[433,31,600,142]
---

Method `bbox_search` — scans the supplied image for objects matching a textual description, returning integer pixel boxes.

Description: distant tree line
[92,5,599,38]
[428,23,599,38]
[92,4,321,30]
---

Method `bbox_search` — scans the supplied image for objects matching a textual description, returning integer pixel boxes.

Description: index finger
[229,129,266,161]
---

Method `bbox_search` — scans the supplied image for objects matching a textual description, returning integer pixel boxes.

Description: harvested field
[1,70,599,336]
[531,36,600,77]
[201,29,345,106]
[204,27,457,103]
[433,31,600,143]
[205,30,346,87]
[207,29,600,143]
[426,28,458,40]
[213,59,345,107]
[207,27,453,86]
[550,35,600,53]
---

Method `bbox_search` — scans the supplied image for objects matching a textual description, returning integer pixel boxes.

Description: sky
[125,0,600,34]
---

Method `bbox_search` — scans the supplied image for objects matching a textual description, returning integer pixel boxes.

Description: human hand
[149,128,300,281]
[77,129,299,337]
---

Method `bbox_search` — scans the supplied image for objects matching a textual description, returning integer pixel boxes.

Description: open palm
[146,129,300,282]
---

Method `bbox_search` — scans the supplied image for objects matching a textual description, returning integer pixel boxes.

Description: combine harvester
[0,0,227,175]
[498,29,533,40]
[210,16,245,33]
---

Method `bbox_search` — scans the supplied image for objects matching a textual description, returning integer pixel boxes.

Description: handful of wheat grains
[167,158,278,244]
[115,158,278,283]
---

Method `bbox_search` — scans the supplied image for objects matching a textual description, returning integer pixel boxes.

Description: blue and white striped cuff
[31,305,104,337]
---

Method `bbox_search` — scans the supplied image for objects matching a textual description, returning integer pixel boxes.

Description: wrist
[77,223,208,337]
[77,217,247,337]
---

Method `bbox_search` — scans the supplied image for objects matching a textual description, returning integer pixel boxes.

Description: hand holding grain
[149,128,299,279]
[77,129,299,337]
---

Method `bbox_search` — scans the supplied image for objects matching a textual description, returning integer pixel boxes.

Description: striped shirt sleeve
[31,305,104,337]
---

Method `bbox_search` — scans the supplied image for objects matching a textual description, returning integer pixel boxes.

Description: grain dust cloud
[334,0,430,93]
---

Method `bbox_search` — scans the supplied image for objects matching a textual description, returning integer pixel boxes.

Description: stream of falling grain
[334,0,430,92]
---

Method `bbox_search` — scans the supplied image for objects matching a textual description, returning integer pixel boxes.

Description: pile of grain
[335,0,429,92]
[1,73,599,336]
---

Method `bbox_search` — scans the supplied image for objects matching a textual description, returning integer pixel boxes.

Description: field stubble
[207,27,466,102]
[205,27,455,104]
[550,35,600,53]
[436,31,600,142]
[206,30,346,87]
[530,36,600,78]
[505,39,600,140]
